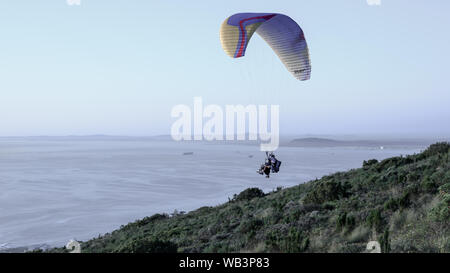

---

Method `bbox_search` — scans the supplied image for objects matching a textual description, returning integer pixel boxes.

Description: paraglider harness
[267,152,281,173]
[257,152,281,177]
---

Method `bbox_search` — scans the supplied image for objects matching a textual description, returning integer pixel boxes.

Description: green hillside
[50,143,450,253]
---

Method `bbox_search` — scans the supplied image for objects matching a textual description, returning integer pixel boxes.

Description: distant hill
[288,137,431,148]
[43,143,450,253]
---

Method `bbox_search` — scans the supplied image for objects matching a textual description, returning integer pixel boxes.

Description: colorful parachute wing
[220,13,311,81]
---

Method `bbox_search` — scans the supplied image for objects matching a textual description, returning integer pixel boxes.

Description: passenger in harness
[257,152,282,178]
[257,159,272,178]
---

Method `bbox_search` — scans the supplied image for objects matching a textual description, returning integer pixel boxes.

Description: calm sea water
[0,137,426,250]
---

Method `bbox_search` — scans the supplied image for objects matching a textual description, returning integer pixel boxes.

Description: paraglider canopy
[220,13,311,81]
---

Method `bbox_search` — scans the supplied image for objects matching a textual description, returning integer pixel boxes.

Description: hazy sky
[0,0,449,137]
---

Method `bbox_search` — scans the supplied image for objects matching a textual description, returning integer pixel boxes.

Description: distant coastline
[287,137,438,148]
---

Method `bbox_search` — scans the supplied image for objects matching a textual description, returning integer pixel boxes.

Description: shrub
[366,209,383,231]
[348,225,370,243]
[115,238,177,253]
[363,159,378,168]
[322,201,336,210]
[336,213,346,230]
[271,200,285,212]
[429,193,450,222]
[265,228,309,253]
[422,142,450,158]
[234,188,265,202]
[346,215,356,230]
[421,177,438,194]
[336,212,356,232]
[389,210,407,231]
[398,191,411,209]
[438,183,450,194]
[378,157,402,171]
[378,228,391,253]
[304,179,349,204]
[384,198,398,211]
[285,229,309,253]
[135,213,168,227]
[238,218,264,234]
[269,211,283,225]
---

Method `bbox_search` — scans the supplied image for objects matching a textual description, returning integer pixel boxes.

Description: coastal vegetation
[48,143,449,253]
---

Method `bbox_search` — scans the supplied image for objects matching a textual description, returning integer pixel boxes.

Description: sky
[0,0,449,137]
